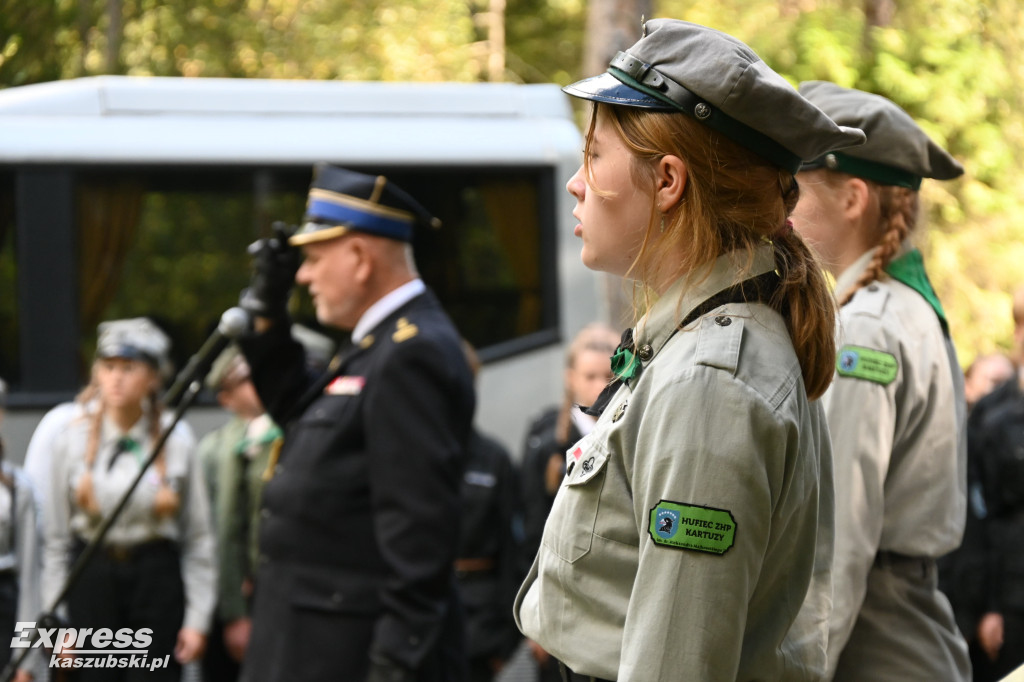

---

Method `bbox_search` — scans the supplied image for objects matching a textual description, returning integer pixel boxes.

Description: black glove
[239,221,301,320]
[365,656,415,682]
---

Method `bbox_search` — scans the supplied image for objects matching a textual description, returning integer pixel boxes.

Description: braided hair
[836,184,919,306]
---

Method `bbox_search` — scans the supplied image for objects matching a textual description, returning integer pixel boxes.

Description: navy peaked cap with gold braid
[290,163,441,246]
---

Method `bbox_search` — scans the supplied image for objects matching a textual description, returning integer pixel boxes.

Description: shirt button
[637,344,653,361]
[715,315,732,326]
[867,284,879,292]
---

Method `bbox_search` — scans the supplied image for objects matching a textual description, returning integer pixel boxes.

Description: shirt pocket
[540,431,610,564]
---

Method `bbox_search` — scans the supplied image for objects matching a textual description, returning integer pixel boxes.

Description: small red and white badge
[325,376,366,395]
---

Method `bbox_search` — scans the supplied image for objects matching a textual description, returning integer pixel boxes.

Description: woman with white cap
[791,81,970,681]
[513,19,864,682]
[41,318,216,681]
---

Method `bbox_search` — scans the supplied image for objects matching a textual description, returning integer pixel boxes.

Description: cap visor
[563,73,677,110]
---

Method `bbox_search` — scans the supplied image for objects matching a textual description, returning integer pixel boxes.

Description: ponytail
[771,228,837,400]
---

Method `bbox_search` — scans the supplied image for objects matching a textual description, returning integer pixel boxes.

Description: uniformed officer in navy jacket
[236,163,476,682]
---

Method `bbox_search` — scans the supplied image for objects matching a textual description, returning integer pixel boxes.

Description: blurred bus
[0,75,604,457]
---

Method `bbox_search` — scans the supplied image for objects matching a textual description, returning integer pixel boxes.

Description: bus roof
[0,76,582,166]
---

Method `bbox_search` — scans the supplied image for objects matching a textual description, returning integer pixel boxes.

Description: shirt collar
[100,413,149,449]
[635,244,777,359]
[834,248,877,299]
[351,278,426,343]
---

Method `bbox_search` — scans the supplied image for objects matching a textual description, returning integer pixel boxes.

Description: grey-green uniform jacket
[824,247,968,679]
[198,414,278,623]
[42,412,217,634]
[515,246,834,682]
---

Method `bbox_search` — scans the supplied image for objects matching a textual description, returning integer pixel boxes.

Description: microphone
[163,307,251,406]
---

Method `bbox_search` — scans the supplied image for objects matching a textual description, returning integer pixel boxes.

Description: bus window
[8,163,557,396]
[0,170,16,388]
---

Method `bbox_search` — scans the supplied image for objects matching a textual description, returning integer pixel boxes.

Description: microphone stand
[0,308,250,682]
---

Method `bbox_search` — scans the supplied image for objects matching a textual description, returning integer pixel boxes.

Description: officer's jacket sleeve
[620,363,802,681]
[363,334,472,670]
[821,311,898,668]
[239,322,316,425]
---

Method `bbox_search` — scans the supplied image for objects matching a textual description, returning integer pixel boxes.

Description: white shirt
[351,279,426,343]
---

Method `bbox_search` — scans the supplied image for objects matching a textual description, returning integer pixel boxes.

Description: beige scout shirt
[515,246,834,682]
[823,247,967,671]
[42,412,217,633]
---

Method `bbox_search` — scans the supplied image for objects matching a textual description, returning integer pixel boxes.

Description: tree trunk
[582,0,652,329]
[487,0,506,82]
[864,0,895,27]
[862,0,894,61]
[583,0,653,77]
[106,0,121,73]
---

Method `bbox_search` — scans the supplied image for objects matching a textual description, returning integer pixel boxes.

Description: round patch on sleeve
[648,500,736,555]
[836,345,898,385]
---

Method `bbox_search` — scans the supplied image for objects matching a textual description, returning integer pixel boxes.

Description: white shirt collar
[352,279,426,343]
[570,407,598,437]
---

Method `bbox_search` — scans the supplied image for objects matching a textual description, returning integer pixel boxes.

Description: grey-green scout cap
[798,81,964,190]
[563,19,866,174]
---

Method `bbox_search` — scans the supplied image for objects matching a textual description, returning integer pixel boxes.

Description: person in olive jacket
[236,164,475,682]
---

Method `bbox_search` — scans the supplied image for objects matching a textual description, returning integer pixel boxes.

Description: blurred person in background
[198,345,281,682]
[40,318,216,682]
[964,353,1015,412]
[0,377,43,682]
[963,285,1024,680]
[518,322,617,682]
[457,342,524,682]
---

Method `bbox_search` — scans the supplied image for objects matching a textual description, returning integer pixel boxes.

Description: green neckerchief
[111,436,145,469]
[234,424,283,456]
[885,248,949,335]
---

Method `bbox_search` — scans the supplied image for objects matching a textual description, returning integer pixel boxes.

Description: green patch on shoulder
[648,500,736,555]
[836,345,898,385]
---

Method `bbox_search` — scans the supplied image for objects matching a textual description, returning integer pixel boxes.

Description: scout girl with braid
[41,318,215,681]
[791,81,970,681]
[513,20,866,681]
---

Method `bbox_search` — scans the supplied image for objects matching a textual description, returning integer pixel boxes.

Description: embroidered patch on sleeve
[835,345,898,385]
[648,500,736,555]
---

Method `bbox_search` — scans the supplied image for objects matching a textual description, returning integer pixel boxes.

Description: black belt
[875,550,935,579]
[557,660,613,682]
[73,537,177,564]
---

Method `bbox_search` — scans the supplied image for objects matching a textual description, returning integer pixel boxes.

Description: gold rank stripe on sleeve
[835,345,899,385]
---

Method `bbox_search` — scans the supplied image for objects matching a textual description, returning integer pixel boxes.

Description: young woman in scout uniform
[41,318,215,681]
[513,19,865,682]
[791,81,970,681]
